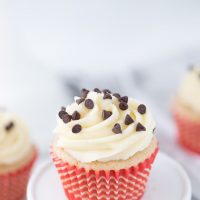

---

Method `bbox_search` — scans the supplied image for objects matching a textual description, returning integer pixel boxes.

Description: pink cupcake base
[51,147,158,200]
[0,148,37,200]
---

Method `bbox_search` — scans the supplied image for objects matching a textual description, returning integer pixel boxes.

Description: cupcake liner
[173,108,200,154]
[0,147,37,200]
[51,147,158,200]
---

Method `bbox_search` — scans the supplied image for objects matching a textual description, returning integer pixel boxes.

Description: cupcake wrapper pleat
[173,109,200,154]
[51,147,158,200]
[0,147,37,200]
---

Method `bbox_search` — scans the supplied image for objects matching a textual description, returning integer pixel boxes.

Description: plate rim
[27,152,191,200]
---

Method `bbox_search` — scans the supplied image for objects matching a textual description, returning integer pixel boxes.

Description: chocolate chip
[102,110,112,120]
[5,122,14,131]
[112,123,122,134]
[137,104,146,114]
[58,110,67,119]
[62,113,72,123]
[72,111,81,120]
[188,65,194,71]
[102,89,111,94]
[72,124,82,133]
[76,98,85,105]
[119,102,128,110]
[113,93,121,99]
[94,88,101,93]
[103,93,112,100]
[125,114,134,125]
[120,96,128,103]
[85,99,94,109]
[61,107,66,111]
[81,88,89,98]
[136,123,146,132]
[153,127,156,134]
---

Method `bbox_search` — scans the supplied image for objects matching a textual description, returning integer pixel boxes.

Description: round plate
[27,152,191,200]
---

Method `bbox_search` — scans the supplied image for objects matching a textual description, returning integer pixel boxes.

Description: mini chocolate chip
[137,104,146,114]
[58,110,67,119]
[113,93,121,99]
[136,123,146,132]
[81,88,89,98]
[5,122,14,131]
[112,123,122,134]
[61,107,66,111]
[76,98,85,105]
[72,124,82,133]
[188,65,194,71]
[125,114,134,125]
[102,110,112,120]
[153,127,156,134]
[103,93,112,100]
[62,113,72,123]
[85,99,94,109]
[102,89,111,94]
[119,102,128,110]
[94,88,101,93]
[120,96,128,103]
[72,111,81,120]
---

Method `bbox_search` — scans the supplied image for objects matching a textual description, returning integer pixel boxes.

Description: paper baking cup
[51,147,158,200]
[0,148,37,200]
[173,109,200,154]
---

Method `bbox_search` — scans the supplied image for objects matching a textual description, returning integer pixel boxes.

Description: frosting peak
[0,112,32,165]
[178,66,200,113]
[53,89,156,163]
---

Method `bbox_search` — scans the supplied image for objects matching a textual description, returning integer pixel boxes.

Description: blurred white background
[1,1,200,198]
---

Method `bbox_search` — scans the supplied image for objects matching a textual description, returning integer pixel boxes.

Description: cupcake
[51,89,158,200]
[173,66,200,153]
[0,111,37,200]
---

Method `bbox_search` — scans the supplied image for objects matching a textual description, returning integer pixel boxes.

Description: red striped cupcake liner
[173,108,200,154]
[51,147,158,200]
[0,147,37,200]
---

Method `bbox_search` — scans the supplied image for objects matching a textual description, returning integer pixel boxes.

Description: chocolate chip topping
[137,104,146,114]
[112,123,122,134]
[76,98,85,105]
[72,124,82,133]
[124,114,134,125]
[120,96,128,103]
[5,122,14,131]
[72,111,81,120]
[94,88,101,93]
[119,102,128,110]
[58,110,66,119]
[102,89,111,94]
[85,99,94,109]
[81,88,89,98]
[61,107,66,111]
[62,113,72,123]
[136,123,146,132]
[103,93,112,100]
[153,127,156,134]
[102,110,112,120]
[113,93,121,99]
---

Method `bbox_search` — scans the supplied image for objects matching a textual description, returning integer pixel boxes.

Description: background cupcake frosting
[178,66,200,113]
[0,112,32,165]
[53,90,156,163]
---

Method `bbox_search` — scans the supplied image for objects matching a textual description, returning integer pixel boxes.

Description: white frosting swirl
[54,91,156,163]
[0,112,32,165]
[178,66,200,113]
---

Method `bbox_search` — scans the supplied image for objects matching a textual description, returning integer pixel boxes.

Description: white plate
[27,152,191,200]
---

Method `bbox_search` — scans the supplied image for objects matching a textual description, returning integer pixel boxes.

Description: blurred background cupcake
[51,89,158,200]
[173,66,200,154]
[0,110,37,200]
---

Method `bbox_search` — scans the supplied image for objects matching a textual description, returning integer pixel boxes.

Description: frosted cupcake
[0,111,37,200]
[173,66,200,153]
[51,89,158,200]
